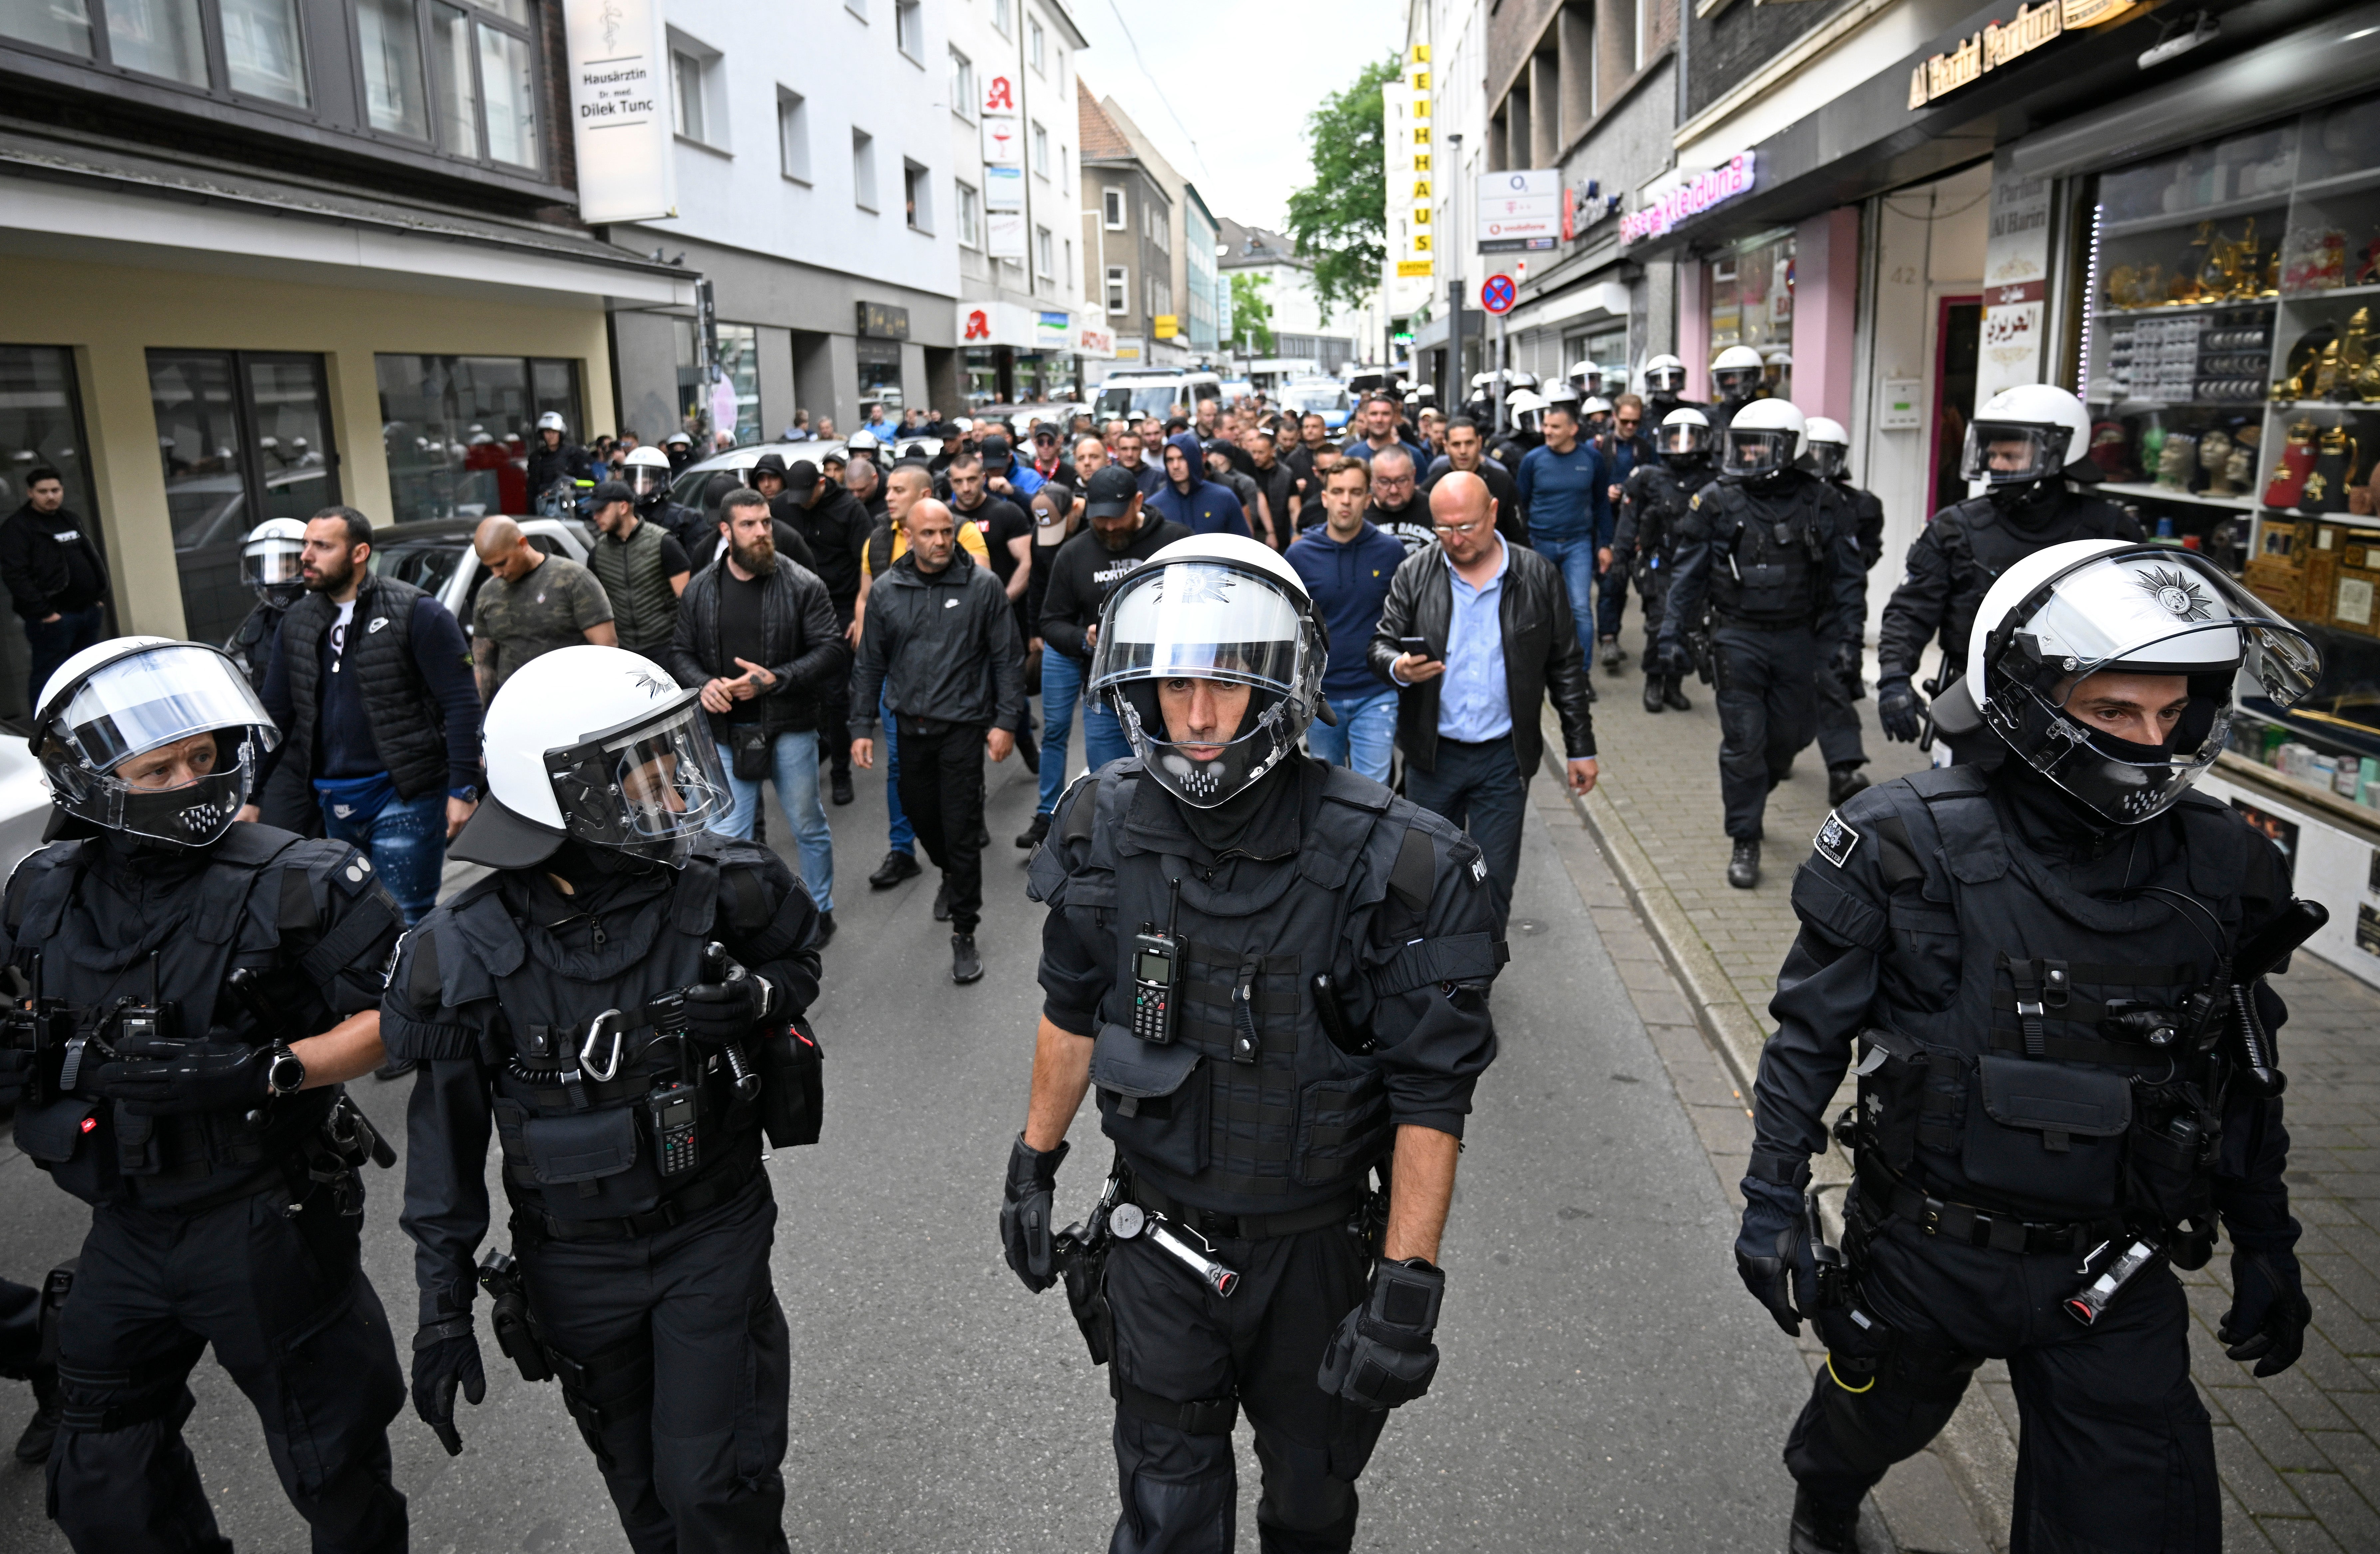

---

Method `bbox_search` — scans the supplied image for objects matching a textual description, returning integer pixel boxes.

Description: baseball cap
[590,480,633,506]
[1084,464,1141,518]
[785,460,821,493]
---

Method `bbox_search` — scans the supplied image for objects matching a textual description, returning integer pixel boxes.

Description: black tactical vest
[4,827,355,1209]
[412,852,763,1227]
[1621,464,1714,581]
[279,574,450,799]
[1838,768,2259,1228]
[1931,493,2137,672]
[1703,478,1827,627]
[226,596,290,693]
[1030,762,1480,1215]
[589,520,679,658]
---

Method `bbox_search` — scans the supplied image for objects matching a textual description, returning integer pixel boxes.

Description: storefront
[956,301,1087,406]
[0,145,687,715]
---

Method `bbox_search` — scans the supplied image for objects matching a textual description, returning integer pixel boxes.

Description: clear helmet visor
[1723,428,1797,479]
[1960,421,2073,484]
[1657,422,1711,457]
[1807,442,1849,479]
[550,700,732,860]
[241,538,305,591]
[1713,366,1762,398]
[37,643,277,846]
[625,465,671,499]
[1645,364,1687,394]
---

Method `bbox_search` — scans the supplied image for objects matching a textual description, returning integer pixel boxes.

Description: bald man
[469,514,615,701]
[1368,471,1599,917]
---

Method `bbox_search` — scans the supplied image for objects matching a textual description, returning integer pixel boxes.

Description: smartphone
[1398,635,1438,662]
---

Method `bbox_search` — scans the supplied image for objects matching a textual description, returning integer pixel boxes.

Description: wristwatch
[265,1043,307,1098]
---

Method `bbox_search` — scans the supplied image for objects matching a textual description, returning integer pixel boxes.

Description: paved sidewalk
[1544,656,2380,1553]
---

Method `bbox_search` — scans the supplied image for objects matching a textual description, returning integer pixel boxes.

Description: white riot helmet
[622,443,673,500]
[535,411,567,435]
[1803,416,1851,480]
[32,637,278,848]
[452,644,732,870]
[1643,354,1688,396]
[1960,384,2099,488]
[1506,388,1551,435]
[1567,361,1602,397]
[1656,406,1712,460]
[1543,381,1582,408]
[1088,535,1327,809]
[1722,397,1806,482]
[1711,344,1765,403]
[1580,396,1614,424]
[1929,541,2321,824]
[240,517,307,598]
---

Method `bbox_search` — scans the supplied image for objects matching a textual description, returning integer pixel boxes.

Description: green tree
[1230,273,1275,356]
[1285,55,1397,316]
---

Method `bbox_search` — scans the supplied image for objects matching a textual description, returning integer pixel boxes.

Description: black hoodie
[1036,513,1192,660]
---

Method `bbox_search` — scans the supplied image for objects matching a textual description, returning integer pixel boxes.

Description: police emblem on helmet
[2136,565,2212,622]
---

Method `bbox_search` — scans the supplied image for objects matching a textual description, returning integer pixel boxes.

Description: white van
[1092,369,1224,420]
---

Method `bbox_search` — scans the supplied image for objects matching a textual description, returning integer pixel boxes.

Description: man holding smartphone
[1370,473,1598,918]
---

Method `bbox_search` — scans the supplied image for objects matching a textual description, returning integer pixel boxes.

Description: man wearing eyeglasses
[1369,473,1598,917]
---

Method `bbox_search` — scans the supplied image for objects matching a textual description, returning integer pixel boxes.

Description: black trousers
[896,717,987,934]
[1813,648,1867,772]
[1106,1222,1388,1554]
[1635,572,1672,670]
[1713,623,1819,841]
[50,1184,407,1554]
[520,1177,789,1554]
[1785,1208,2216,1553]
[822,596,856,778]
[1402,736,1525,925]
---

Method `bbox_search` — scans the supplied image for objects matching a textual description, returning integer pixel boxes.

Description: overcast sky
[1067,0,1405,232]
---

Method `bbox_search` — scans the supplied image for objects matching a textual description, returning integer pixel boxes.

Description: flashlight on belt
[1110,1203,1241,1298]
[2065,1239,2160,1326]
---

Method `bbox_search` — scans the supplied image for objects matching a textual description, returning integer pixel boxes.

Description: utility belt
[1855,1156,2126,1257]
[116,1091,393,1219]
[1709,604,1818,632]
[1125,1178,1370,1243]
[508,1149,763,1244]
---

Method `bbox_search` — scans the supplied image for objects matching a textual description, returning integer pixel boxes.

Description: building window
[477,23,537,165]
[1103,187,1125,230]
[1147,202,1168,253]
[852,128,877,210]
[352,0,539,169]
[844,0,864,17]
[1031,120,1048,177]
[894,0,921,61]
[1027,16,1043,71]
[1064,237,1073,291]
[957,181,980,247]
[949,47,972,117]
[992,0,1010,36]
[0,348,99,716]
[151,348,345,645]
[1035,225,1053,279]
[373,351,576,537]
[670,46,710,144]
[1106,265,1128,316]
[778,89,809,181]
[905,160,931,231]
[1060,145,1070,194]
[222,0,310,106]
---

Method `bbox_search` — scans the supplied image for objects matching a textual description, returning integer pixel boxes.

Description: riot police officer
[387,643,822,1554]
[1640,353,1700,426]
[1877,385,2142,765]
[1004,534,1503,1554]
[526,410,596,510]
[1706,344,1767,434]
[1738,541,2322,1553]
[622,442,703,551]
[1612,407,1717,715]
[1656,400,1864,889]
[1804,417,1884,806]
[0,635,410,1553]
[226,518,305,693]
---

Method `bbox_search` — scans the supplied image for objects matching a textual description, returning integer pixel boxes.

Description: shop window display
[375,352,578,527]
[1705,231,1794,401]
[2081,90,2380,775]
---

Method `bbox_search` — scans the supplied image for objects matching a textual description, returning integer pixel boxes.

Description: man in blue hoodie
[1517,400,1607,680]
[1147,432,1251,538]
[1287,458,1406,781]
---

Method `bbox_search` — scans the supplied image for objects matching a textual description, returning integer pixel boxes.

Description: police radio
[647,1081,702,1177]
[1131,879,1185,1046]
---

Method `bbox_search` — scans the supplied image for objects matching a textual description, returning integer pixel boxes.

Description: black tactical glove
[411,1320,486,1456]
[1000,1135,1068,1293]
[90,1041,272,1117]
[0,1045,33,1107]
[2220,1246,2311,1378]
[1834,641,1864,697]
[1876,677,1925,744]
[683,975,768,1047]
[1734,1179,1804,1336]
[1319,1257,1444,1410]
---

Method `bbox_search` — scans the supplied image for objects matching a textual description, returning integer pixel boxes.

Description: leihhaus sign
[1621,153,1756,245]
[1907,0,2136,110]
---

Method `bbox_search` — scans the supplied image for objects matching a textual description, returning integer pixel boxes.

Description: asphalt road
[0,745,1815,1552]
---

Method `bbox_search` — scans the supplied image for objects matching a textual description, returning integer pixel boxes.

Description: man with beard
[1422,419,1523,551]
[1017,465,1190,850]
[586,479,692,660]
[781,458,872,803]
[1362,445,1435,555]
[1243,428,1299,549]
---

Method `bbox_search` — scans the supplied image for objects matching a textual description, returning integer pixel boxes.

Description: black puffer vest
[5,826,355,1209]
[279,574,449,798]
[1030,762,1491,1216]
[1702,477,1827,628]
[1840,767,2260,1230]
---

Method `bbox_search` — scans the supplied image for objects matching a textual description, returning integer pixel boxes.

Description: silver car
[367,515,594,636]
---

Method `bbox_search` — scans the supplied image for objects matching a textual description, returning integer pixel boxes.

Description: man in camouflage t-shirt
[469,516,617,699]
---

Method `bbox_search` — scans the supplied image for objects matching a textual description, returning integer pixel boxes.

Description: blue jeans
[1531,534,1602,666]
[320,786,446,926]
[711,730,834,912]
[1306,685,1398,783]
[1035,646,1133,816]
[881,691,915,855]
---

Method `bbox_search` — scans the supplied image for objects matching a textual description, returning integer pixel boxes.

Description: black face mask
[1985,478,2068,526]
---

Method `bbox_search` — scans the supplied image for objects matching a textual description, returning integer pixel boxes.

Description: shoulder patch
[1813,809,1860,868]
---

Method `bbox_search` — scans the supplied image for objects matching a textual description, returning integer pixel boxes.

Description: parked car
[0,725,52,884]
[1280,377,1355,431]
[664,437,946,514]
[368,515,592,636]
[1092,370,1224,421]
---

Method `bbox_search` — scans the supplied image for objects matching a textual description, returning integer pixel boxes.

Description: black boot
[951,933,983,985]
[1727,839,1760,890]
[869,849,923,889]
[812,909,836,947]
[933,880,952,922]
[1643,674,1666,714]
[1600,635,1627,670]
[831,769,854,805]
[1827,765,1870,807]
[1662,675,1692,712]
[1788,1487,1859,1554]
[1016,812,1051,850]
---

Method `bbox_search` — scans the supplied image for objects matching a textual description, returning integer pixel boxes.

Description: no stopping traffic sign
[1481,275,1516,314]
